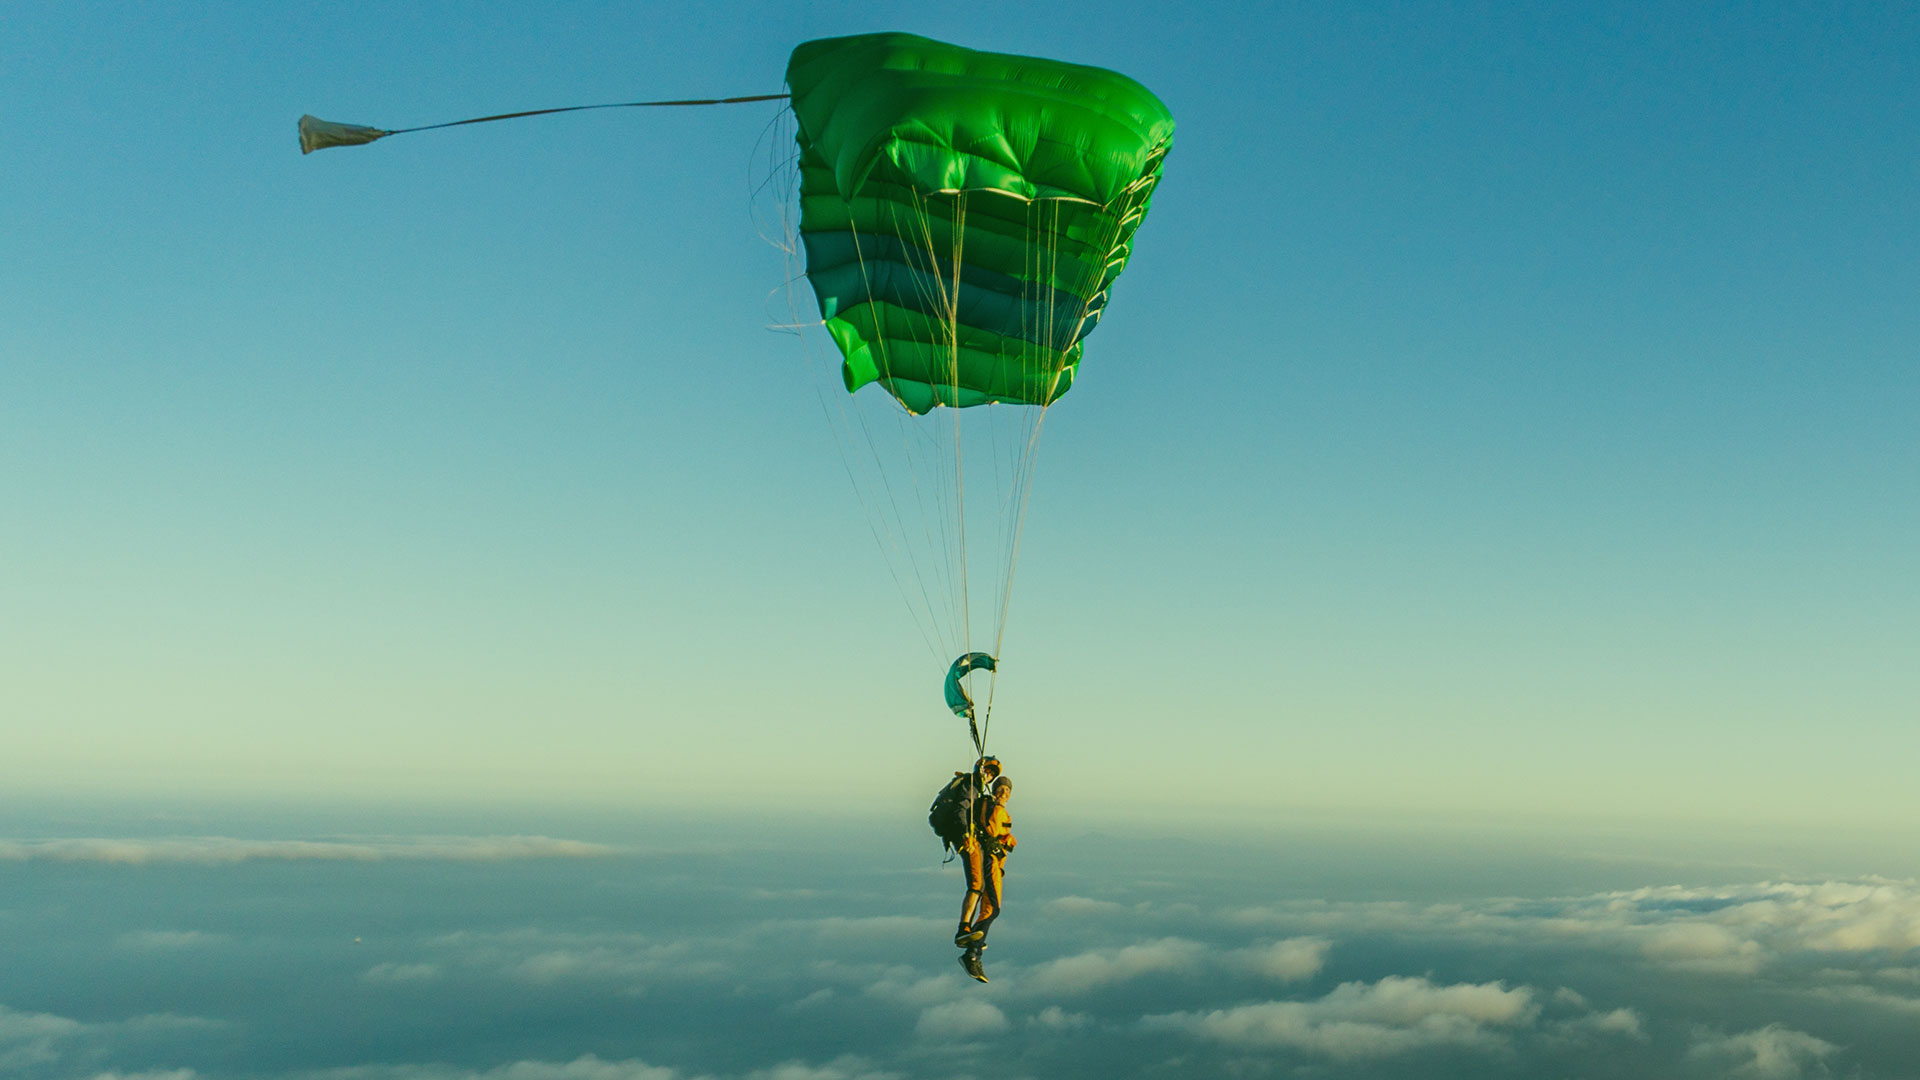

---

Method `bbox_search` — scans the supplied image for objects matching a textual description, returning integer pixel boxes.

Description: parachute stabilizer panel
[945,652,997,721]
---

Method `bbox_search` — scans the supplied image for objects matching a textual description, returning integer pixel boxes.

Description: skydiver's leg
[957,842,985,945]
[973,856,1004,939]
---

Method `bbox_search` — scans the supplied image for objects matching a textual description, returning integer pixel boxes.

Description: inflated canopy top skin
[786,33,1173,413]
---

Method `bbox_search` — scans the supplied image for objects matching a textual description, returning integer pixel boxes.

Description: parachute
[776,34,1173,752]
[297,33,1173,758]
[786,33,1173,414]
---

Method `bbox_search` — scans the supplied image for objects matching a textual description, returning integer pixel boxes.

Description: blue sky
[1,1,1915,830]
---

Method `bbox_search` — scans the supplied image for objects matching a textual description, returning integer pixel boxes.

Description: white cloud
[298,1057,679,1080]
[1029,1005,1091,1030]
[1021,938,1207,995]
[1640,923,1764,975]
[781,988,836,1012]
[109,1015,225,1035]
[1216,878,1920,979]
[0,836,615,864]
[1805,984,1920,1014]
[915,999,1009,1040]
[1231,937,1328,981]
[1145,975,1538,1060]
[1552,987,1590,1008]
[0,1005,219,1075]
[743,1056,899,1080]
[424,929,726,986]
[1044,896,1127,916]
[1548,1007,1646,1042]
[1687,1025,1839,1080]
[862,971,961,1010]
[1606,880,1920,960]
[363,962,441,984]
[512,944,711,983]
[1227,899,1493,938]
[116,930,225,951]
[1585,1007,1644,1037]
[0,1004,81,1071]
[87,1072,201,1080]
[781,915,944,941]
[286,1055,899,1080]
[748,888,825,901]
[1783,882,1920,952]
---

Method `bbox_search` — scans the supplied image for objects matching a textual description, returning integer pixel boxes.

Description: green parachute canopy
[786,33,1173,414]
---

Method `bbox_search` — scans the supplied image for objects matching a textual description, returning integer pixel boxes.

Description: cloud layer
[7,825,1920,1080]
[0,836,616,864]
[1148,975,1538,1059]
[1227,878,1920,978]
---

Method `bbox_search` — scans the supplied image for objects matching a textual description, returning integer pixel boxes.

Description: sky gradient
[1,2,1915,831]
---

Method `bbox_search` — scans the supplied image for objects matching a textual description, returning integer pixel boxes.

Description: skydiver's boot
[960,948,988,982]
[954,924,976,948]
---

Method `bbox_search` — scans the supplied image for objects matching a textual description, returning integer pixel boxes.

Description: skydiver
[952,757,1001,942]
[957,771,1017,982]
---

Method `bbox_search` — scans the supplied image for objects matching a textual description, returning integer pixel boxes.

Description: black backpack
[928,773,978,855]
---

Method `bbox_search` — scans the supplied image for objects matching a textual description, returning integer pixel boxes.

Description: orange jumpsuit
[961,796,1017,936]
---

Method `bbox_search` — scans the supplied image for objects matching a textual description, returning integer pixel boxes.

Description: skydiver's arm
[989,806,1016,852]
